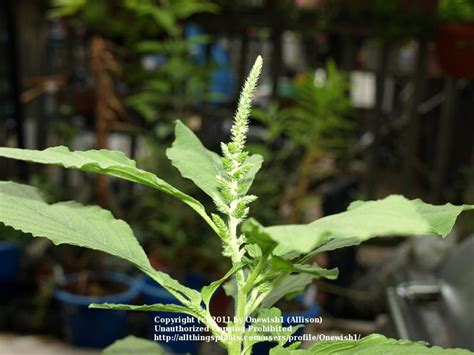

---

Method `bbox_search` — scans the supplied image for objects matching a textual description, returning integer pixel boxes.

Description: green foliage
[251,60,352,225]
[0,57,470,354]
[103,335,164,354]
[270,334,472,354]
[50,0,218,136]
[439,0,474,21]
[253,60,352,154]
[283,61,353,152]
[166,120,263,200]
[244,307,302,353]
[246,195,474,257]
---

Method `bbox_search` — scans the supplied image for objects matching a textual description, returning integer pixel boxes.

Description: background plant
[439,0,474,21]
[253,60,353,223]
[50,0,218,139]
[0,57,471,355]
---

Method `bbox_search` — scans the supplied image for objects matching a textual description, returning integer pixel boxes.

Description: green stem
[229,285,247,355]
[227,209,247,354]
[242,251,269,294]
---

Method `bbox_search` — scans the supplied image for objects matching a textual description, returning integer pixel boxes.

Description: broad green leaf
[0,181,200,305]
[90,303,200,318]
[103,335,164,354]
[245,243,262,259]
[261,274,313,309]
[0,146,217,234]
[410,199,472,237]
[271,257,338,280]
[262,196,474,256]
[242,218,277,254]
[243,307,302,353]
[269,334,471,354]
[201,263,244,309]
[166,121,263,199]
[0,181,150,270]
[166,120,222,198]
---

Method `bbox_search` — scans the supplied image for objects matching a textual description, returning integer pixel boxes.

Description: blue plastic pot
[0,242,21,283]
[54,272,141,348]
[141,273,208,355]
[252,296,320,355]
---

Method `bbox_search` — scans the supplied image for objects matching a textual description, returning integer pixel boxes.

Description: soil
[61,272,129,297]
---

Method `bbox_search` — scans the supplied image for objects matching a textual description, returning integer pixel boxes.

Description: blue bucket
[0,242,21,283]
[141,273,208,354]
[54,272,141,348]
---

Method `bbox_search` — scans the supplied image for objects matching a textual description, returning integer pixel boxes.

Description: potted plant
[436,0,474,78]
[0,57,471,354]
[50,0,218,140]
[253,60,353,224]
[53,271,141,348]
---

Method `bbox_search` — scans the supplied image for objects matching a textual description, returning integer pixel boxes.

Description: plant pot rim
[54,271,140,306]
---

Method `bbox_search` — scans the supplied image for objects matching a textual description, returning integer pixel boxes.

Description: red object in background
[436,22,474,78]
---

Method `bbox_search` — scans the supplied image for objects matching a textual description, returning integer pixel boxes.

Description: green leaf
[242,218,277,254]
[201,263,244,309]
[166,121,263,199]
[169,0,218,18]
[263,196,474,256]
[410,199,472,237]
[90,303,200,318]
[262,274,313,309]
[0,146,217,234]
[166,120,222,198]
[243,307,302,353]
[0,181,150,269]
[102,335,164,354]
[269,333,472,354]
[271,257,338,280]
[150,8,177,35]
[245,243,262,259]
[0,181,200,305]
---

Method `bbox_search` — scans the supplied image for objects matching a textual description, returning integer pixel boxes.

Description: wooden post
[402,38,428,196]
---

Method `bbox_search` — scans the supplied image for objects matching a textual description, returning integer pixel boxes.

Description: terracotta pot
[436,22,474,78]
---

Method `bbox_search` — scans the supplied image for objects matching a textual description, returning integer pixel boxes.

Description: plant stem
[227,212,246,355]
[243,252,268,293]
[229,285,247,355]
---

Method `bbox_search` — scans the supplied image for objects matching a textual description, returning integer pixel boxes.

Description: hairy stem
[228,214,246,354]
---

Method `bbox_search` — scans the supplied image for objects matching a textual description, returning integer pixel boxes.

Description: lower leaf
[102,335,164,354]
[269,334,471,354]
